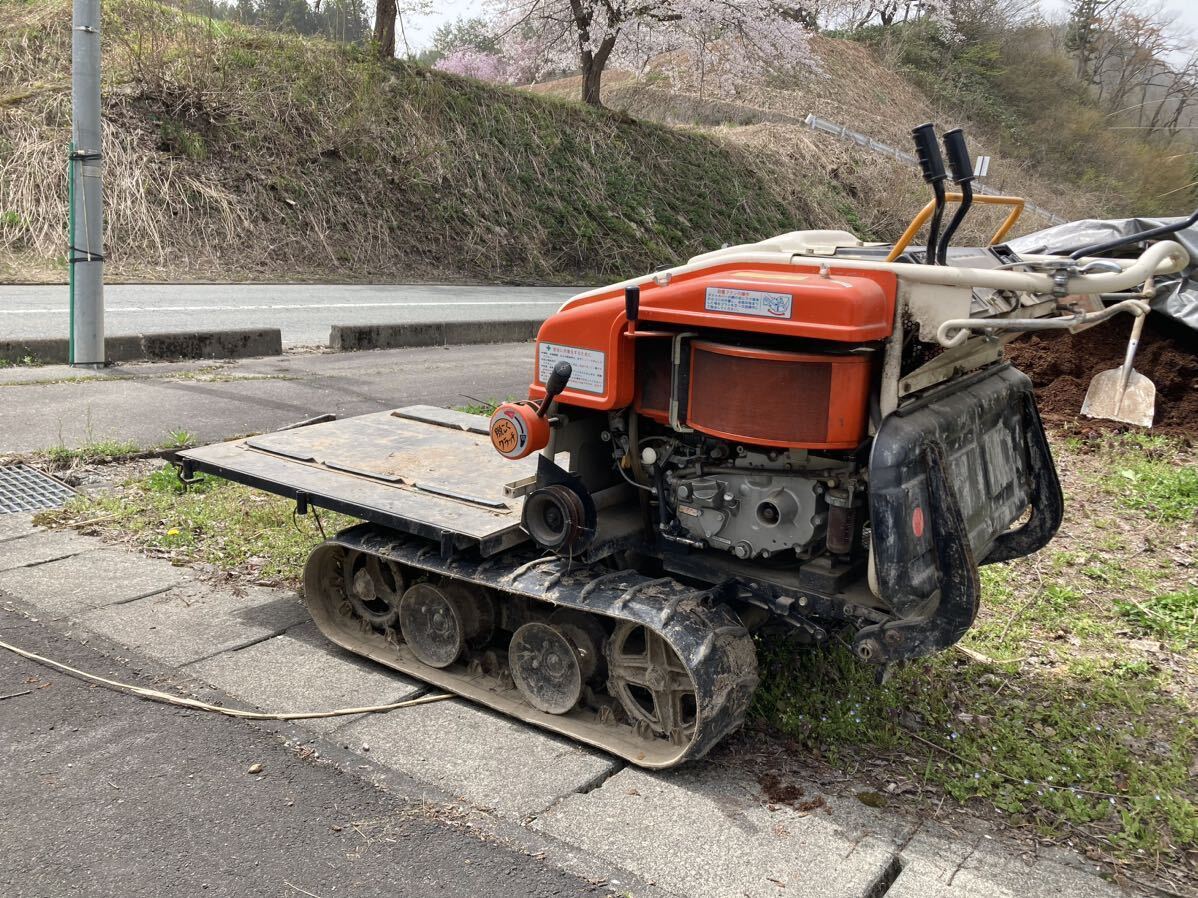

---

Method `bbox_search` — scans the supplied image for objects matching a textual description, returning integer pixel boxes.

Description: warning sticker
[705,287,793,319]
[538,343,606,394]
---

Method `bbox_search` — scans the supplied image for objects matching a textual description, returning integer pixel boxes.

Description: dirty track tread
[303,524,758,768]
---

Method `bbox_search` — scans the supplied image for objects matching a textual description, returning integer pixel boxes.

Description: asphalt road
[0,609,600,898]
[0,342,535,453]
[0,284,582,347]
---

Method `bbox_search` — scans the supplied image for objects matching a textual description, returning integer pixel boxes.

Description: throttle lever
[625,285,640,335]
[538,361,572,417]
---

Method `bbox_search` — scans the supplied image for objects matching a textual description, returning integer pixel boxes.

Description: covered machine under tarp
[1009,217,1198,332]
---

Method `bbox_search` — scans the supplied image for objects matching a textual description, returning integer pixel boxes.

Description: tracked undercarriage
[305,525,757,766]
[180,405,768,766]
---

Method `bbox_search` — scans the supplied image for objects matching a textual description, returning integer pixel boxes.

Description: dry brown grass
[534,33,1112,244]
[2,2,251,279]
[2,0,857,284]
[0,2,1120,284]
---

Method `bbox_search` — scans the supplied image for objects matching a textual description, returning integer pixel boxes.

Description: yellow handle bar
[885,193,1025,263]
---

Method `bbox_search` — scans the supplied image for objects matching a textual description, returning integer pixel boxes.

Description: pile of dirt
[1005,315,1198,437]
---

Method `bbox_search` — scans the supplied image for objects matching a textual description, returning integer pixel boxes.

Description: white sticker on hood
[705,287,793,319]
[538,343,605,394]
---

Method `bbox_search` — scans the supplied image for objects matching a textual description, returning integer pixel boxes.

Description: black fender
[854,364,1062,663]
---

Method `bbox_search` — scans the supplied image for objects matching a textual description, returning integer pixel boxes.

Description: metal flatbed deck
[178,406,538,555]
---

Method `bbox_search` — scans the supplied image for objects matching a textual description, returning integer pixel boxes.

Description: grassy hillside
[1,0,867,284]
[4,2,1190,285]
[540,32,1195,243]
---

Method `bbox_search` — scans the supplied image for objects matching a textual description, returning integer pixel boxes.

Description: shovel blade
[1081,368,1156,428]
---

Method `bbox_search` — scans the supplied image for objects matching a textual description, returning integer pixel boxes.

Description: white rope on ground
[0,637,453,720]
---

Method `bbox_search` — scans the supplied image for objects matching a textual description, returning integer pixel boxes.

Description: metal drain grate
[0,465,77,514]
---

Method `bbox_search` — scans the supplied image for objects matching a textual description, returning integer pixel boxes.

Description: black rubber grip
[625,285,640,323]
[942,128,973,184]
[538,361,573,417]
[911,123,946,184]
[545,361,572,397]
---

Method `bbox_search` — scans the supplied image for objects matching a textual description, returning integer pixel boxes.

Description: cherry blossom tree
[490,0,819,106]
[435,47,509,81]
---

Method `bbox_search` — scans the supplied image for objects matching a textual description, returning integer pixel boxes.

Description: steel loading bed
[178,406,539,556]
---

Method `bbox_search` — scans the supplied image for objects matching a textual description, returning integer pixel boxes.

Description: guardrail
[803,114,1066,226]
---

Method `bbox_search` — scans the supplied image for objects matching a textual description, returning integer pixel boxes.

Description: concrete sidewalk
[0,601,604,898]
[0,512,1131,898]
[0,342,534,454]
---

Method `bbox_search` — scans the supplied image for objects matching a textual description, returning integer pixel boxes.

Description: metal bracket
[176,459,204,486]
[898,337,1003,398]
[69,247,105,265]
[668,332,696,433]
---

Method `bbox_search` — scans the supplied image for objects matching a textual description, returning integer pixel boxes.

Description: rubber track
[303,524,759,768]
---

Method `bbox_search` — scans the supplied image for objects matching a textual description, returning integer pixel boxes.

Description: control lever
[910,123,947,265]
[942,128,973,183]
[538,361,572,417]
[936,128,974,265]
[625,285,640,334]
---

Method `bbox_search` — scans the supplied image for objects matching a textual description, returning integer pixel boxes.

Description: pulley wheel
[398,581,490,668]
[522,484,587,553]
[508,622,584,715]
[606,621,698,742]
[342,550,405,629]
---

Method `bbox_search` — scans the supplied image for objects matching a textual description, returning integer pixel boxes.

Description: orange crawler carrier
[182,124,1186,766]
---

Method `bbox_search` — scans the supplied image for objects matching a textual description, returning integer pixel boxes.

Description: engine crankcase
[673,471,826,559]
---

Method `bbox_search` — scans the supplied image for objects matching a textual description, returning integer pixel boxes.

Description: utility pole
[70,0,104,367]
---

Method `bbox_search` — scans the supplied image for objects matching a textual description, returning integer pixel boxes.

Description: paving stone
[186,621,424,733]
[0,529,93,572]
[886,829,1124,898]
[341,699,617,818]
[0,547,184,615]
[0,513,36,543]
[533,766,897,898]
[80,582,309,666]
[808,794,1122,897]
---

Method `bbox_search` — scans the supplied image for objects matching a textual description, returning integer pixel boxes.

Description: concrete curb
[329,319,543,352]
[0,329,282,365]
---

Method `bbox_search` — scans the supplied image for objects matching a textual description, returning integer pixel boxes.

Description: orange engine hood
[530,261,897,411]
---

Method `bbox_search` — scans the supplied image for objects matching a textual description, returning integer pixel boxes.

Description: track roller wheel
[508,622,584,715]
[606,621,698,744]
[342,550,406,629]
[398,581,492,669]
[303,529,759,767]
[548,609,607,682]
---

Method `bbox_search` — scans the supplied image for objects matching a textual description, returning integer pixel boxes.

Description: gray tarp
[1007,217,1198,332]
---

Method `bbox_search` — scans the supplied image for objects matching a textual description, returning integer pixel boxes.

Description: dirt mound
[1005,316,1198,437]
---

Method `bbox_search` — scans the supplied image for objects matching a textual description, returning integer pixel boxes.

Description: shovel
[1081,312,1156,427]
